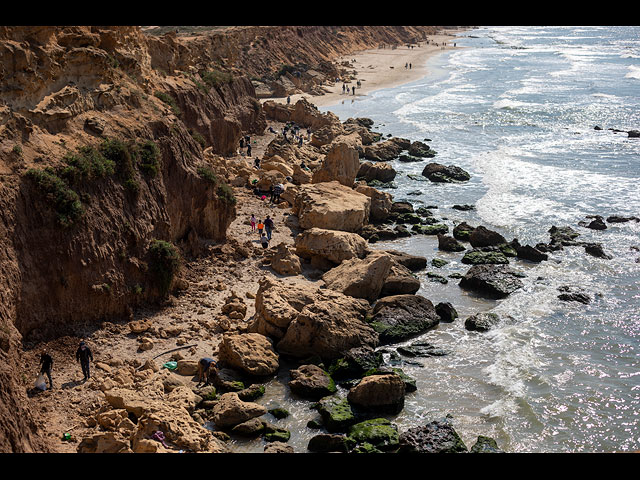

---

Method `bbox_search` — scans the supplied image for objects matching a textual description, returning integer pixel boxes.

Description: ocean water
[225,26,639,454]
[314,26,640,453]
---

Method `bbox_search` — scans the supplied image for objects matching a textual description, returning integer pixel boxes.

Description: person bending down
[197,357,218,386]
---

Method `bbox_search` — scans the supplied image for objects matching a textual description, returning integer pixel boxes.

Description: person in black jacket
[39,350,54,389]
[76,341,93,381]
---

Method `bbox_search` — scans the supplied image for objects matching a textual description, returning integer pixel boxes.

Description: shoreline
[263,29,468,109]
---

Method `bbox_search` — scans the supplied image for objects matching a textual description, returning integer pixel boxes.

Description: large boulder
[347,374,406,414]
[288,364,337,400]
[357,161,397,183]
[275,292,376,361]
[354,184,393,223]
[459,264,524,298]
[379,262,421,297]
[293,181,371,232]
[422,162,471,183]
[294,227,368,266]
[322,250,393,302]
[369,294,440,345]
[311,133,361,186]
[363,137,409,161]
[211,392,267,429]
[398,419,468,453]
[218,333,279,377]
[469,226,507,248]
[266,242,302,276]
[250,277,316,340]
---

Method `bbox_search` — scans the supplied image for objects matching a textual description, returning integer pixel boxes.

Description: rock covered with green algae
[314,396,356,433]
[346,417,400,452]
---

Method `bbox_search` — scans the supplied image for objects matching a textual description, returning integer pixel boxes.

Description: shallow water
[223,27,640,453]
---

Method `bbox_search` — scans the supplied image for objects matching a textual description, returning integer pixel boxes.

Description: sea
[229,26,640,453]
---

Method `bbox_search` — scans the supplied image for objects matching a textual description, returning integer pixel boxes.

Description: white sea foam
[625,65,640,79]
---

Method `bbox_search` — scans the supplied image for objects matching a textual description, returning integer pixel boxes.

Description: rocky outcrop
[422,162,471,183]
[292,181,371,232]
[322,250,393,302]
[311,133,361,187]
[294,227,368,267]
[459,264,524,298]
[218,333,280,377]
[248,277,377,361]
[369,294,440,344]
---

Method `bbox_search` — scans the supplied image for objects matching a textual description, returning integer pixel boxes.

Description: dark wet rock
[469,225,507,248]
[438,233,466,252]
[422,162,471,183]
[459,264,524,298]
[471,436,504,453]
[391,201,414,214]
[397,212,423,224]
[398,418,468,453]
[461,250,509,265]
[315,396,356,433]
[328,346,384,381]
[408,140,437,158]
[393,224,412,238]
[452,204,475,211]
[412,223,449,235]
[426,272,448,284]
[431,258,448,268]
[415,206,436,216]
[579,215,607,230]
[628,130,640,138]
[384,250,428,271]
[453,221,476,241]
[400,155,424,163]
[308,433,349,453]
[512,239,549,262]
[369,294,440,345]
[583,242,612,259]
[397,341,448,358]
[548,225,581,248]
[557,286,591,304]
[606,215,639,223]
[464,312,500,332]
[435,302,458,323]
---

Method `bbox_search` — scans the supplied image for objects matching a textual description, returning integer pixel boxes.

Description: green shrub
[154,91,181,117]
[217,183,236,205]
[25,168,84,227]
[148,239,181,297]
[135,140,161,176]
[201,69,234,88]
[99,138,139,194]
[60,145,115,184]
[197,166,218,184]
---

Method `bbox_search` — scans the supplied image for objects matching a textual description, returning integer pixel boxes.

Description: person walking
[197,357,218,387]
[39,349,54,390]
[247,143,252,157]
[76,341,93,382]
[257,219,264,236]
[250,214,257,232]
[264,215,274,241]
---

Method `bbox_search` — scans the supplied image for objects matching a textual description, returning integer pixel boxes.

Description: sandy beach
[264,30,467,109]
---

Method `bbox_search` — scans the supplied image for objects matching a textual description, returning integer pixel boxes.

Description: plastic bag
[162,361,178,371]
[35,374,47,391]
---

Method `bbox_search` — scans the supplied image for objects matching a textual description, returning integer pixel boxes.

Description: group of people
[250,214,275,249]
[37,341,94,390]
[239,135,253,157]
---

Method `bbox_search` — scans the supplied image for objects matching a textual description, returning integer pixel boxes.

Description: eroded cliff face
[0,24,443,452]
[0,26,262,452]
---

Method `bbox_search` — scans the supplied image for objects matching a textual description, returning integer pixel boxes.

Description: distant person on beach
[247,144,252,157]
[287,95,291,104]
[271,183,284,204]
[257,219,264,236]
[352,86,355,95]
[76,341,93,382]
[260,233,269,249]
[254,157,260,169]
[39,350,54,390]
[197,357,218,387]
[250,214,256,232]
[264,215,274,241]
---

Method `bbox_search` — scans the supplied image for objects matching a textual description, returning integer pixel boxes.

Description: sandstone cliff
[0,25,441,453]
